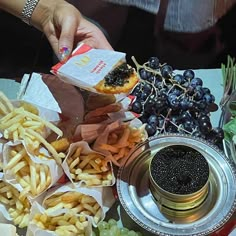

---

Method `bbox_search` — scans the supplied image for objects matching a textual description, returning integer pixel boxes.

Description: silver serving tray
[117,134,236,236]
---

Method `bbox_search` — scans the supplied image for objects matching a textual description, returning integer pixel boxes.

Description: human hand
[31,0,113,61]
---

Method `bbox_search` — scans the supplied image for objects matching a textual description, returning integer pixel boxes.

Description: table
[1,69,235,236]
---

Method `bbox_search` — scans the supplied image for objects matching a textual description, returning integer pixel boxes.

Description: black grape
[131,101,142,113]
[128,57,222,148]
[183,69,195,80]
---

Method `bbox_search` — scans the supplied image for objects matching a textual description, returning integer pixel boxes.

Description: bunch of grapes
[92,219,142,236]
[129,57,224,147]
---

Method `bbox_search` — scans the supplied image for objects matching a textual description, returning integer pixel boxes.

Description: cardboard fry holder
[62,141,115,187]
[26,201,92,236]
[92,119,147,167]
[42,182,115,227]
[2,140,63,199]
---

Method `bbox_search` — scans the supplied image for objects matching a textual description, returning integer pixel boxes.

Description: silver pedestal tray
[117,134,236,236]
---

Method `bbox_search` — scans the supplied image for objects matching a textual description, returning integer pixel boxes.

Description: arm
[0,0,113,61]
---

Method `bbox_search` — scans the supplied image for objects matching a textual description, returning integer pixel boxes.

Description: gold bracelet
[21,0,40,25]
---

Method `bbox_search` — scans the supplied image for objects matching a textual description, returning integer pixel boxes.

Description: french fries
[0,180,30,228]
[5,144,52,197]
[98,123,145,166]
[0,92,64,164]
[44,191,103,224]
[32,211,89,236]
[50,137,70,153]
[0,91,13,116]
[66,147,113,186]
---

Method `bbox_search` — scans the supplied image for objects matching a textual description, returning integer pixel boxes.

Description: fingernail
[59,46,70,62]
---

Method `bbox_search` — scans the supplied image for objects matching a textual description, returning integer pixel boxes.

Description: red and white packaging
[51,43,126,93]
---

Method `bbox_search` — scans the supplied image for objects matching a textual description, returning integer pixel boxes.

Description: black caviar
[104,63,134,87]
[150,145,209,195]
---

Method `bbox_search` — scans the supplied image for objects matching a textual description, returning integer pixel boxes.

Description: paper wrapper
[0,140,6,170]
[7,100,59,139]
[107,96,137,122]
[0,176,14,224]
[0,176,32,228]
[62,141,115,187]
[42,182,115,227]
[51,43,126,94]
[18,73,62,117]
[73,123,109,143]
[41,74,85,140]
[92,119,147,167]
[2,141,63,199]
[26,201,92,236]
[0,147,17,225]
[0,74,62,144]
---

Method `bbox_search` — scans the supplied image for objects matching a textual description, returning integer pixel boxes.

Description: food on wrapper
[0,91,65,164]
[94,63,139,94]
[50,137,70,153]
[0,223,18,236]
[28,201,91,236]
[63,141,114,187]
[0,91,14,116]
[0,180,31,228]
[93,121,146,167]
[4,143,53,198]
[32,211,90,236]
[43,190,103,225]
[51,43,139,94]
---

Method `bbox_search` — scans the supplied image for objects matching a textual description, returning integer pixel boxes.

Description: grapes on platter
[129,56,224,148]
[93,219,142,236]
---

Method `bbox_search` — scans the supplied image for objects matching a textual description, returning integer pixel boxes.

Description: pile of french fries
[0,92,69,230]
[32,211,89,236]
[0,91,64,164]
[0,180,31,228]
[97,123,145,166]
[0,89,146,234]
[43,191,103,225]
[5,143,52,197]
[66,145,113,186]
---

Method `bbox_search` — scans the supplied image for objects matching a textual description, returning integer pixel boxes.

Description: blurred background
[0,1,236,78]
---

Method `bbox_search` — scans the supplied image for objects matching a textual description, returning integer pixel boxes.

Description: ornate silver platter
[117,134,236,236]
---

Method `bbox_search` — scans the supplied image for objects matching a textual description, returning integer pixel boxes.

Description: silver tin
[117,133,236,235]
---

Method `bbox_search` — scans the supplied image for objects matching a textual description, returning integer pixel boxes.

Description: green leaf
[229,101,236,116]
[223,118,236,142]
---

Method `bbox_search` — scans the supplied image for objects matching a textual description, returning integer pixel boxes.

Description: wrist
[21,0,40,25]
[30,0,65,30]
[30,0,53,30]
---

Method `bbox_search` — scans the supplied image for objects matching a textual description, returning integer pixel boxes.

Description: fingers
[78,18,113,50]
[58,15,79,62]
[42,2,113,62]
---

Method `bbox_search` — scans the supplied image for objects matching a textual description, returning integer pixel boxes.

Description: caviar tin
[116,134,236,236]
[149,145,210,221]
